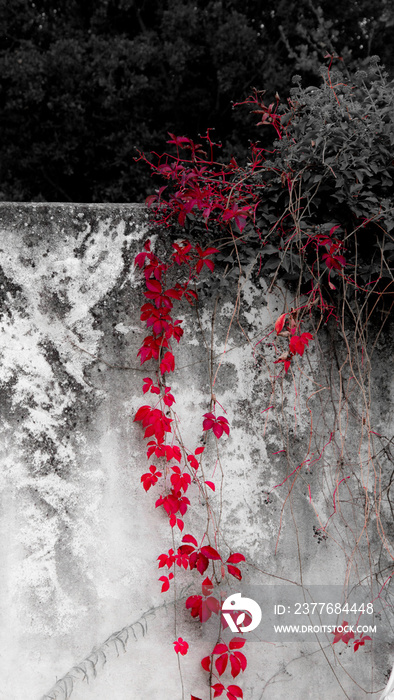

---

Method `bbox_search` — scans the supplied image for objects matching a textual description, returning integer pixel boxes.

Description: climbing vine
[133,55,394,699]
[134,238,248,700]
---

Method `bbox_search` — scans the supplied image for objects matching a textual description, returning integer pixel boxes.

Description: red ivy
[186,577,221,622]
[141,465,162,492]
[273,312,314,374]
[202,638,247,678]
[203,413,230,438]
[133,236,248,699]
[174,637,189,655]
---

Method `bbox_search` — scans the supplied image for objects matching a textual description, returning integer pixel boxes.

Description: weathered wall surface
[0,203,393,700]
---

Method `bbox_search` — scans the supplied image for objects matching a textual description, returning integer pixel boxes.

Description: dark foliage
[0,0,393,202]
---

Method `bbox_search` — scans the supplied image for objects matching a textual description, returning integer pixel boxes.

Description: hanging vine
[133,55,394,699]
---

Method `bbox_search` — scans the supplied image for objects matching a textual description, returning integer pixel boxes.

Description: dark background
[1,0,393,203]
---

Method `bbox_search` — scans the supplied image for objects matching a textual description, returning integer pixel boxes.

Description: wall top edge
[0,202,146,208]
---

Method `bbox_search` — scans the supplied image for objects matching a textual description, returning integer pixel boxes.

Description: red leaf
[145,279,162,293]
[221,422,230,436]
[212,423,224,438]
[171,471,191,493]
[186,594,202,618]
[203,414,230,438]
[182,534,198,547]
[134,405,152,422]
[232,651,247,672]
[201,545,221,560]
[289,332,313,358]
[230,654,242,678]
[163,389,175,406]
[201,247,219,256]
[229,638,246,650]
[200,599,215,623]
[170,445,182,461]
[174,637,189,655]
[188,551,197,569]
[195,446,205,455]
[166,287,183,299]
[274,354,292,373]
[201,656,211,672]
[167,133,191,146]
[289,335,305,356]
[160,351,175,374]
[142,377,153,393]
[227,564,242,580]
[159,576,170,592]
[157,554,168,568]
[215,653,228,676]
[353,635,372,652]
[205,481,215,491]
[227,685,243,699]
[274,313,287,334]
[196,554,209,574]
[191,696,203,700]
[187,454,199,470]
[211,684,225,698]
[135,251,148,268]
[140,466,162,492]
[202,413,215,430]
[179,496,190,516]
[179,545,194,558]
[184,289,198,304]
[205,596,220,615]
[213,643,228,655]
[332,621,355,645]
[201,577,214,595]
[226,553,245,564]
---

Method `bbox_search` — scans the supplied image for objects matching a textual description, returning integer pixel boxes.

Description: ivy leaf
[196,554,209,574]
[187,454,199,470]
[274,313,287,333]
[160,351,175,374]
[211,684,225,698]
[201,577,214,595]
[159,573,173,592]
[201,656,211,672]
[228,637,246,650]
[226,553,245,564]
[229,654,242,678]
[201,545,221,560]
[173,637,189,655]
[215,653,228,676]
[227,564,242,580]
[232,651,247,672]
[182,534,198,547]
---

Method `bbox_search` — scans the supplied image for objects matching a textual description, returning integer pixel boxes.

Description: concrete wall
[0,203,393,700]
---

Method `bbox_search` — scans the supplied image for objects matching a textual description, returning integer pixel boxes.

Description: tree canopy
[0,0,393,202]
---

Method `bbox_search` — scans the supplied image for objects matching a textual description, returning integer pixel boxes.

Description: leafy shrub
[143,57,394,314]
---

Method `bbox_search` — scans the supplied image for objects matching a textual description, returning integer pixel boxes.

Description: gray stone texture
[0,203,393,700]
